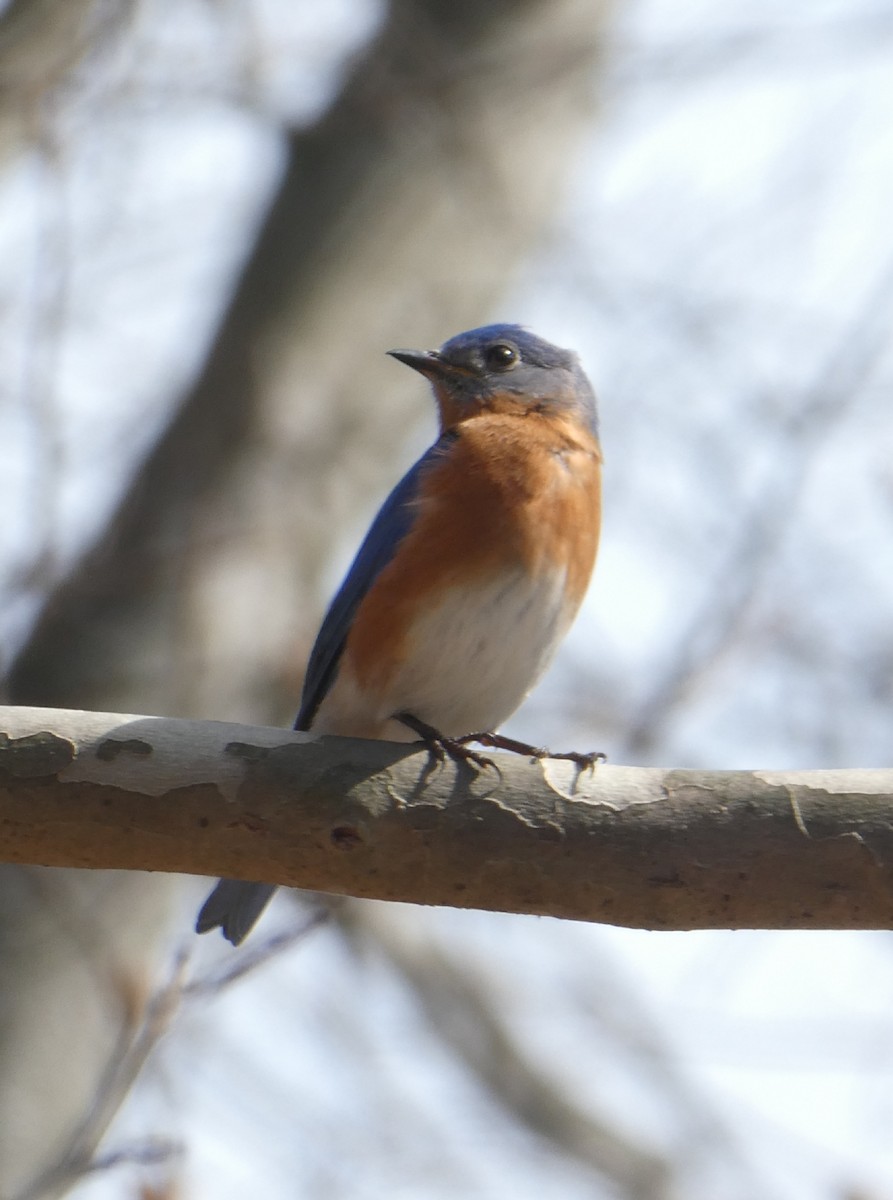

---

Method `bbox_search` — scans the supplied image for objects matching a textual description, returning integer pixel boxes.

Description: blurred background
[2,0,893,1197]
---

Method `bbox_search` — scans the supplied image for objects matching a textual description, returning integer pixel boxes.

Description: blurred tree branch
[7,0,608,724]
[0,0,136,159]
[622,256,893,760]
[0,4,611,1192]
[349,904,675,1199]
[3,706,893,930]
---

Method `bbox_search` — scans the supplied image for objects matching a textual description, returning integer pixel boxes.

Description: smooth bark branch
[1,706,892,930]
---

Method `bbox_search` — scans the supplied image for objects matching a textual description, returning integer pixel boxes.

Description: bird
[196,323,602,944]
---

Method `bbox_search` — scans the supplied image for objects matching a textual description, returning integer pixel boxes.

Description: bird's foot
[457,731,606,769]
[396,712,497,771]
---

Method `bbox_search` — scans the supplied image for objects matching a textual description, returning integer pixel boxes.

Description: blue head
[388,324,598,436]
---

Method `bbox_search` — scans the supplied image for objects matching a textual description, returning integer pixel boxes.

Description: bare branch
[350,905,675,1199]
[10,950,187,1200]
[623,255,893,759]
[1,706,892,930]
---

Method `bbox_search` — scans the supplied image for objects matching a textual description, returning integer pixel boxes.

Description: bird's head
[388,324,598,435]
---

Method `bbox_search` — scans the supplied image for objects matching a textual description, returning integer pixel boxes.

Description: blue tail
[195,880,277,945]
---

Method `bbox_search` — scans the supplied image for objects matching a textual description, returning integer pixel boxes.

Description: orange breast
[344,411,602,695]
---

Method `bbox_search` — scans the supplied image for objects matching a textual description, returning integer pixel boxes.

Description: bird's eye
[484,343,518,371]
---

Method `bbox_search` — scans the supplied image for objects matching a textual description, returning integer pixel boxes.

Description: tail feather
[196,880,277,945]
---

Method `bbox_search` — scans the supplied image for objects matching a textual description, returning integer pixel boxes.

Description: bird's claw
[396,713,497,771]
[396,715,603,772]
[458,731,605,769]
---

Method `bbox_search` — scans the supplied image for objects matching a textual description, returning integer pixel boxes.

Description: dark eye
[484,342,518,371]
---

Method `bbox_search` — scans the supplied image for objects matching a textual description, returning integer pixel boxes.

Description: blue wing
[294,435,453,731]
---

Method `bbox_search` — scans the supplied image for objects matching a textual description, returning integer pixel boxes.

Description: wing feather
[294,436,453,730]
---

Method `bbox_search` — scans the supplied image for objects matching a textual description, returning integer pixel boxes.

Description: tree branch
[1,705,891,930]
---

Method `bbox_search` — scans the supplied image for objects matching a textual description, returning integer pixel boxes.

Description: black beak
[387,348,441,375]
[387,348,469,381]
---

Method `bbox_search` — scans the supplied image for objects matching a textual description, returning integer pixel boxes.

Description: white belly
[315,568,574,739]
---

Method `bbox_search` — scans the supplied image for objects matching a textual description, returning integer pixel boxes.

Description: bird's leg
[395,712,497,771]
[456,730,606,770]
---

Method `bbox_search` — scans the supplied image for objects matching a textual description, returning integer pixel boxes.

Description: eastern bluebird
[196,324,602,944]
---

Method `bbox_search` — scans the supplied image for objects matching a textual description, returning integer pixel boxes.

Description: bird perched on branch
[197,324,602,944]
